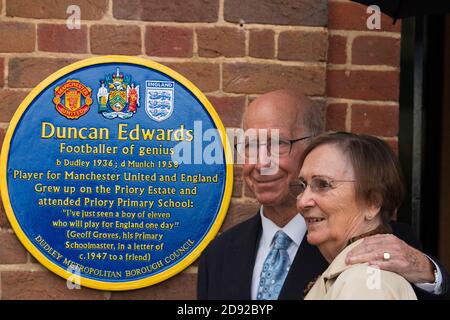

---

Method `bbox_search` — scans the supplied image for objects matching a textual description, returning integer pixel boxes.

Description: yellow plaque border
[0,55,233,291]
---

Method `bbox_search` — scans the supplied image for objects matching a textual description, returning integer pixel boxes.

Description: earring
[366,214,372,220]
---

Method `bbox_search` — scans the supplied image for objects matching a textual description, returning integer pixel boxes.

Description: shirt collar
[259,206,306,247]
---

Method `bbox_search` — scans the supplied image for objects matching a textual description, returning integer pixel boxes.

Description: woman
[295,132,417,299]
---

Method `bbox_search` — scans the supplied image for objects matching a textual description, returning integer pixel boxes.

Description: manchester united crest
[97,67,140,119]
[53,80,93,119]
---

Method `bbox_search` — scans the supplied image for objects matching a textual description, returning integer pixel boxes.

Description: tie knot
[273,230,292,250]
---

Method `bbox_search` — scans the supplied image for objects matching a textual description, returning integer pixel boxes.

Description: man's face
[242,94,307,207]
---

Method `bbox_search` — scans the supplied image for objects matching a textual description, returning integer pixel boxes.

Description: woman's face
[296,144,368,261]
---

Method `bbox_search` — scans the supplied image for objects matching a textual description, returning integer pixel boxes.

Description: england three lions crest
[97,67,140,119]
[145,80,174,122]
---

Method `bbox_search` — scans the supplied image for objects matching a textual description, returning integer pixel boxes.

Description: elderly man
[197,90,449,300]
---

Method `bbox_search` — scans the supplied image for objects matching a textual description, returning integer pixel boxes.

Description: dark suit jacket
[197,212,450,300]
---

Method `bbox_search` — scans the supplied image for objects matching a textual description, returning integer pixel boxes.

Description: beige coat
[304,239,417,300]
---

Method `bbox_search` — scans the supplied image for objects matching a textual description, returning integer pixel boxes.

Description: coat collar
[321,239,364,281]
[279,234,328,299]
[228,212,262,299]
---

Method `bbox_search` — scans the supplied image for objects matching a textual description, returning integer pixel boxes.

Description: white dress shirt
[250,206,443,299]
[415,255,443,294]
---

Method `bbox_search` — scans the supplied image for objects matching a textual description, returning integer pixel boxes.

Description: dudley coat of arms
[97,67,140,119]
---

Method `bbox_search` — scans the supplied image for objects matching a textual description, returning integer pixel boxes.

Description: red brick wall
[0,0,400,299]
[327,0,401,153]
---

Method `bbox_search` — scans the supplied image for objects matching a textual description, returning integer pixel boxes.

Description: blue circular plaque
[0,56,233,290]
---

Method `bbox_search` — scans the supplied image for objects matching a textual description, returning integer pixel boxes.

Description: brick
[206,95,245,127]
[326,103,347,131]
[233,166,243,181]
[0,58,4,87]
[232,166,243,198]
[383,139,398,155]
[0,232,28,264]
[328,35,347,65]
[249,29,275,59]
[327,70,399,101]
[29,253,39,264]
[0,195,11,229]
[278,31,327,62]
[352,36,400,67]
[90,25,141,55]
[351,104,399,137]
[9,58,76,88]
[0,128,5,153]
[6,0,108,20]
[329,1,401,32]
[223,63,325,95]
[113,0,219,22]
[232,180,243,198]
[164,62,220,93]
[220,200,260,232]
[38,24,87,53]
[0,90,30,121]
[111,272,196,299]
[146,26,193,57]
[0,22,35,53]
[244,184,256,199]
[197,27,245,58]
[225,0,327,26]
[1,270,105,300]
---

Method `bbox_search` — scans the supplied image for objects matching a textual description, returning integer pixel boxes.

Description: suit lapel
[222,212,329,300]
[226,213,262,299]
[279,236,329,300]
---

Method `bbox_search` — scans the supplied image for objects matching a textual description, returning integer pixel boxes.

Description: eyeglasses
[290,177,356,198]
[235,136,311,159]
